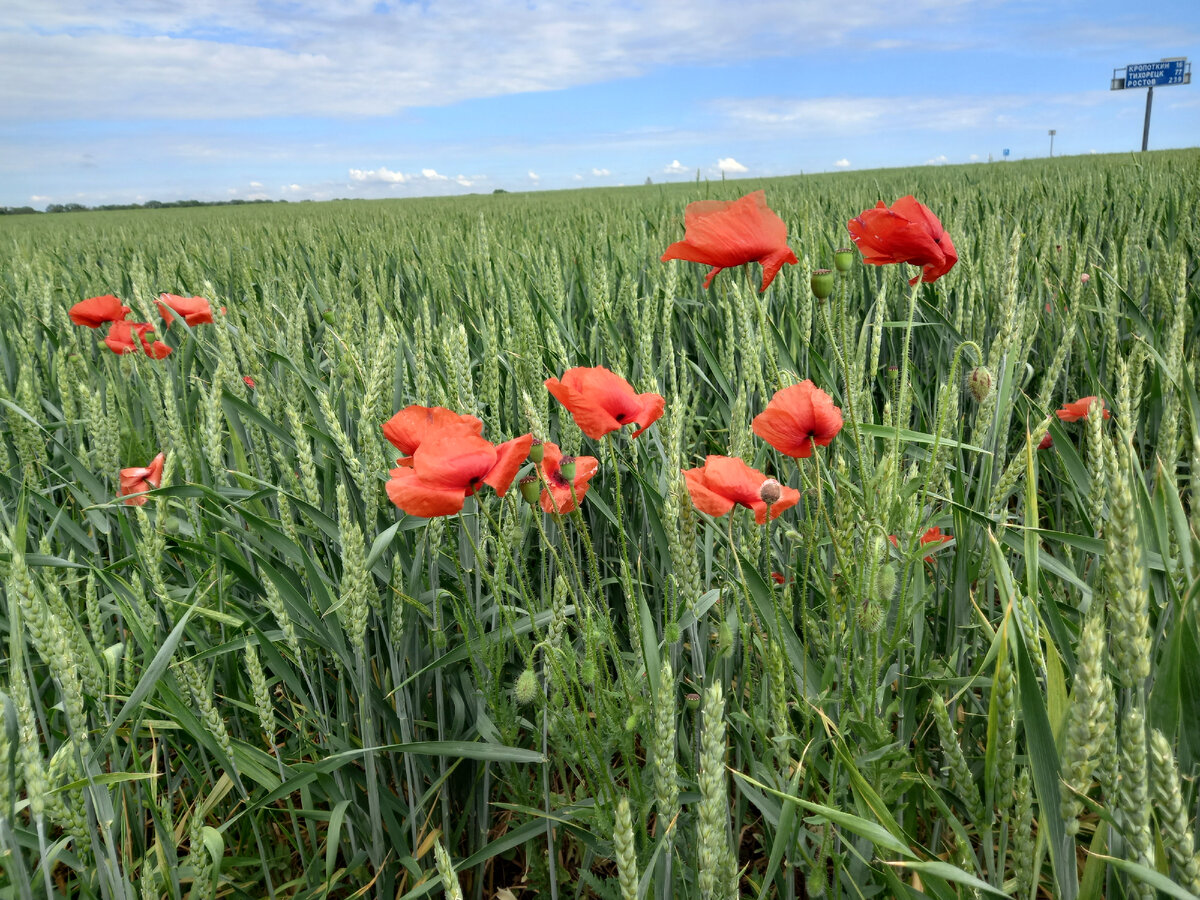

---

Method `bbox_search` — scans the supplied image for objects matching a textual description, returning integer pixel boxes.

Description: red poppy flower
[119,452,165,506]
[682,456,800,524]
[157,294,215,326]
[847,196,957,285]
[1056,396,1110,422]
[1038,432,1053,450]
[751,380,843,458]
[545,367,664,440]
[243,376,256,389]
[538,440,600,514]
[103,320,172,359]
[661,190,798,292]
[771,571,792,585]
[70,295,130,328]
[382,405,484,457]
[385,428,532,517]
[889,526,953,563]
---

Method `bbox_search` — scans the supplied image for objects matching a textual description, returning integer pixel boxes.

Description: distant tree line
[1,198,300,216]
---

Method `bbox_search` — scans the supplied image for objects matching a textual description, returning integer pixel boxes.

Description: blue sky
[2,0,1198,207]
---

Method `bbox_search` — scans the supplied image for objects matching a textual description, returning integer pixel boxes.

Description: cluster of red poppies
[69,292,219,359]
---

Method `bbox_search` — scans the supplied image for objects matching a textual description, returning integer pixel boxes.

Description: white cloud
[717,157,747,173]
[421,168,448,180]
[834,158,850,168]
[925,154,949,165]
[282,183,302,192]
[573,174,584,180]
[349,166,407,183]
[30,194,48,201]
[528,171,540,181]
[969,153,979,161]
[663,159,688,174]
[454,174,474,186]
[591,167,611,176]
[249,181,263,188]
[0,1,1001,121]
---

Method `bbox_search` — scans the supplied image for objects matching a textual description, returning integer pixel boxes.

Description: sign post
[1048,129,1056,157]
[1111,58,1190,151]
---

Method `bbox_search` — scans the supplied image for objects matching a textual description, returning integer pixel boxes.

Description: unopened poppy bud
[966,366,992,403]
[559,456,577,480]
[875,563,897,603]
[759,478,782,505]
[664,621,681,644]
[1080,272,1090,284]
[528,438,544,463]
[833,248,855,273]
[518,475,540,504]
[321,309,335,324]
[717,620,734,653]
[1038,432,1053,450]
[810,269,835,300]
[515,668,539,705]
[624,713,639,732]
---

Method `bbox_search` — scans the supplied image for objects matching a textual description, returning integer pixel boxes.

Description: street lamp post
[1048,129,1056,157]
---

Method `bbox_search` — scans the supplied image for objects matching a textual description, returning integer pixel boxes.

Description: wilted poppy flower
[243,376,256,389]
[661,190,798,292]
[847,196,957,285]
[683,456,800,524]
[157,293,215,326]
[103,320,172,358]
[385,427,532,517]
[119,452,165,506]
[1056,396,1110,422]
[752,380,843,458]
[70,294,130,328]
[382,405,484,457]
[538,440,599,514]
[545,367,664,440]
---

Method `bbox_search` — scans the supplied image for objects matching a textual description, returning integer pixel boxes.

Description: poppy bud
[717,620,734,654]
[875,563,897,603]
[810,269,835,300]
[624,713,639,732]
[664,621,681,644]
[559,456,577,480]
[1080,272,1090,284]
[528,438,544,463]
[515,668,539,705]
[759,478,782,505]
[833,248,855,273]
[966,366,992,403]
[519,475,540,504]
[1038,432,1053,450]
[321,309,335,324]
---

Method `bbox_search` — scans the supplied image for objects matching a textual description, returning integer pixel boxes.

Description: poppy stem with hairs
[605,437,635,602]
[570,506,603,610]
[817,294,868,509]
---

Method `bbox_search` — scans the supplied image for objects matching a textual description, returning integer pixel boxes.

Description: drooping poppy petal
[382,405,484,456]
[385,466,467,517]
[102,320,171,358]
[484,433,534,496]
[661,190,798,292]
[752,380,843,458]
[1056,396,1110,422]
[683,455,800,524]
[157,294,215,326]
[919,526,952,563]
[538,441,599,514]
[545,367,664,440]
[847,196,956,285]
[70,295,130,328]
[118,451,165,506]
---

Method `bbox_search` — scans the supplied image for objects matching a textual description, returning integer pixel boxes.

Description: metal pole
[1142,85,1154,151]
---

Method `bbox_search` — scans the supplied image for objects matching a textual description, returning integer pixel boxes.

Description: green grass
[1,148,1198,900]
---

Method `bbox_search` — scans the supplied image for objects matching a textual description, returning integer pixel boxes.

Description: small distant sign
[1112,58,1190,90]
[1003,148,1010,157]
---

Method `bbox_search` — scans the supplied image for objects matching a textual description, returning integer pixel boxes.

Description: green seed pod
[528,438,544,464]
[810,269,835,301]
[833,248,855,273]
[519,475,540,505]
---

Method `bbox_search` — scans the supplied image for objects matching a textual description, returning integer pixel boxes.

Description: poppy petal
[411,430,497,491]
[682,466,737,518]
[382,406,483,456]
[70,295,130,328]
[545,373,623,440]
[385,467,467,517]
[484,433,534,496]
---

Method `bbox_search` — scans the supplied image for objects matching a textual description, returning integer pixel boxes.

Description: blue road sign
[1123,59,1188,89]
[1003,148,1010,157]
